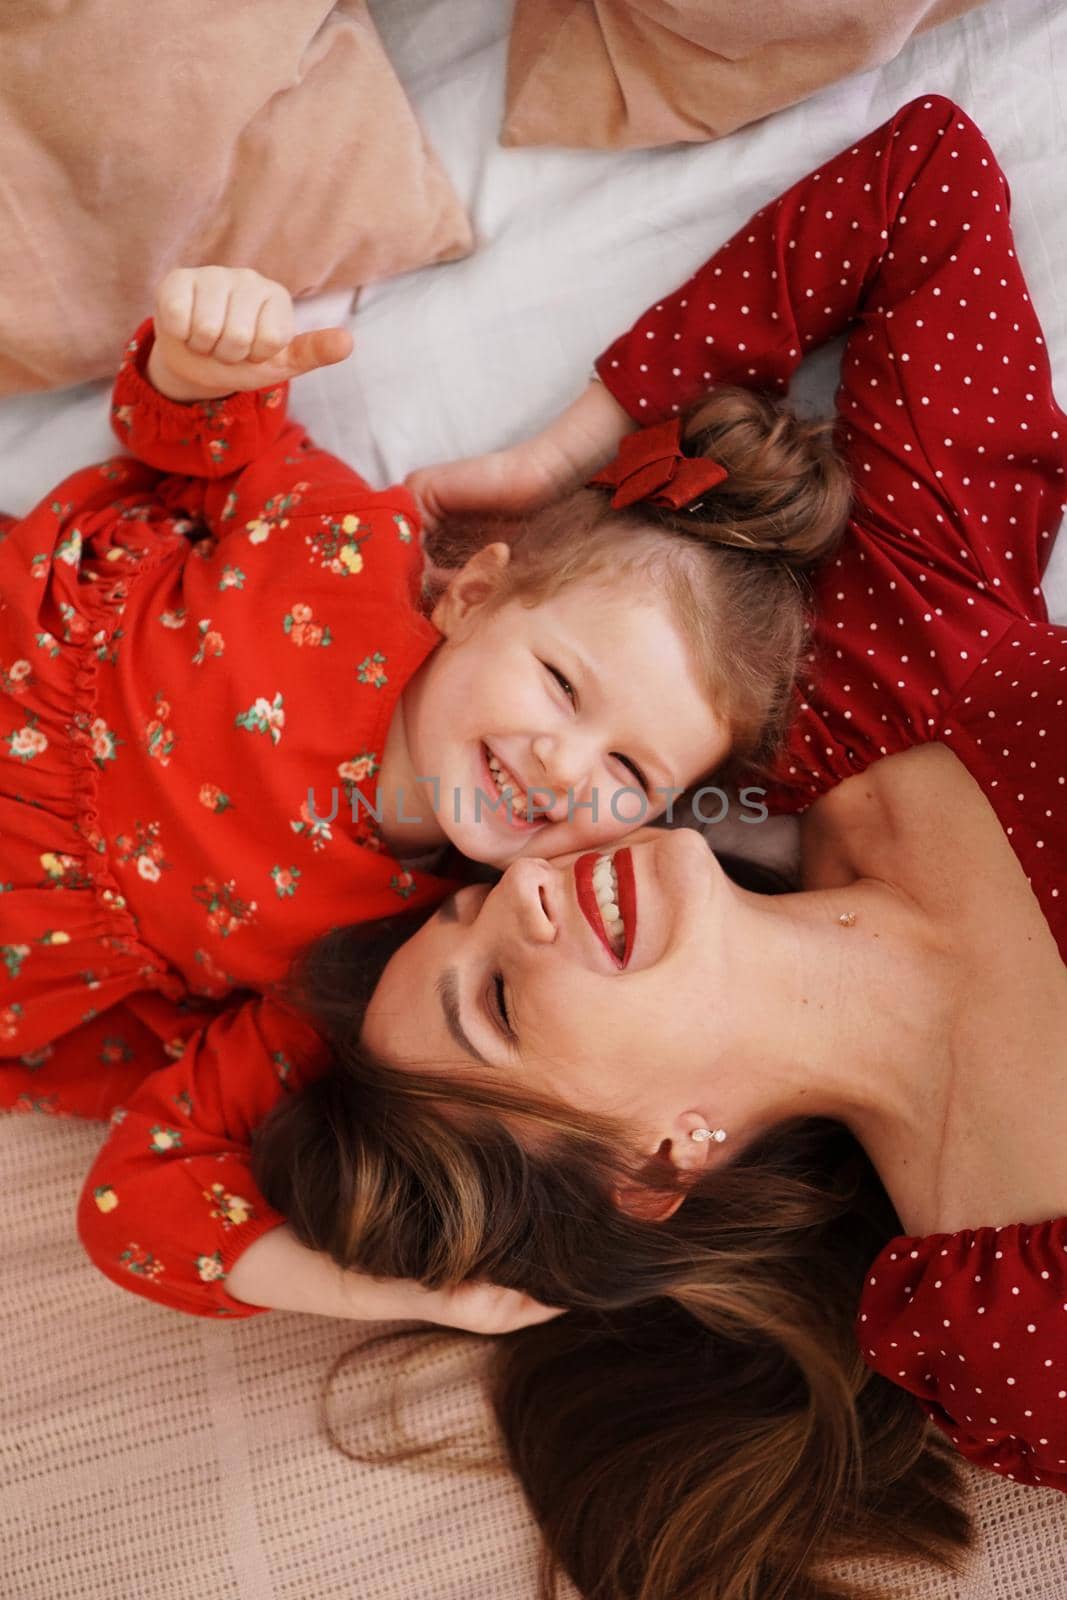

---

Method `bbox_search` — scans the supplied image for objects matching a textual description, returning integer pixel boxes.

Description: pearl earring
[690,1127,727,1144]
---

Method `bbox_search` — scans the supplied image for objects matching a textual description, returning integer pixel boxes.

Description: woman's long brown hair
[254,879,974,1600]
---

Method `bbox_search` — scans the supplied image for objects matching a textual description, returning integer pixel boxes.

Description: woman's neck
[702,877,957,1214]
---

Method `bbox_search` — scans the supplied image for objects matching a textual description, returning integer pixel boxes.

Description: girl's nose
[531,732,592,810]
[499,857,558,946]
[451,882,491,926]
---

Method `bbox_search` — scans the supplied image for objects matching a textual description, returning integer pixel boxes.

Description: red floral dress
[0,320,459,1107]
[595,94,1067,1494]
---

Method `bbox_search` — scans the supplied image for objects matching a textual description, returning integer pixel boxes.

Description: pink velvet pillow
[0,0,471,393]
[503,0,987,149]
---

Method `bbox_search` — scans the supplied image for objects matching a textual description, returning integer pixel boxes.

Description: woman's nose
[498,858,558,946]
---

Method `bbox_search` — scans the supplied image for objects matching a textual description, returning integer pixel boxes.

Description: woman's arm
[593,94,1064,601]
[413,96,1063,614]
[406,378,634,529]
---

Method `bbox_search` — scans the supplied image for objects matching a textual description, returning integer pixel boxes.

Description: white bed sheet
[2,0,1063,620]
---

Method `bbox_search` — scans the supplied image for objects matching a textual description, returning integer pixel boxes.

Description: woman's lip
[574,847,636,968]
[480,742,540,832]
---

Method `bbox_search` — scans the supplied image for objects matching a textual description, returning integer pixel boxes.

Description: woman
[242,92,1067,1599]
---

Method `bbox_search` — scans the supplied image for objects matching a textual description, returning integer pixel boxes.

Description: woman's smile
[575,847,637,966]
[361,826,724,1090]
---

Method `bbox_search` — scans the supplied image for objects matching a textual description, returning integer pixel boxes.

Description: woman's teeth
[592,853,625,955]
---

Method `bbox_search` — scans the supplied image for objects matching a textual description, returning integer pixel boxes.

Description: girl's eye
[612,753,649,794]
[489,972,515,1040]
[544,662,576,704]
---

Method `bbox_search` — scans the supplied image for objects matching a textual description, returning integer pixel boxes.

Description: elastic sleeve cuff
[110,319,291,476]
[212,1215,288,1317]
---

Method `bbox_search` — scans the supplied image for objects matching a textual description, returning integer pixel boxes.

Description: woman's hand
[146,265,353,403]
[384,1277,564,1336]
[405,378,636,532]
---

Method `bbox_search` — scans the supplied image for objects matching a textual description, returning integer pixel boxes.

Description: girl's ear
[431,542,511,638]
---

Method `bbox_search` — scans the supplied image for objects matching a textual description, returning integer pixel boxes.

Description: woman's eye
[613,753,649,793]
[544,662,576,704]
[490,972,514,1039]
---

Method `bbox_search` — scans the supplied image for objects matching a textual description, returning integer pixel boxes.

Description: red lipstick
[574,847,636,968]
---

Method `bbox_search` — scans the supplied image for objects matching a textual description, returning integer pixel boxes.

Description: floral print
[304,512,367,577]
[269,864,300,898]
[234,692,284,745]
[2,316,461,1320]
[114,821,172,883]
[283,602,332,647]
[356,652,387,689]
[191,877,257,940]
[7,716,47,762]
[198,783,233,814]
[143,694,174,766]
[191,619,225,664]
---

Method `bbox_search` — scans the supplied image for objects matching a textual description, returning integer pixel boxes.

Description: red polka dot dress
[596,96,1067,1492]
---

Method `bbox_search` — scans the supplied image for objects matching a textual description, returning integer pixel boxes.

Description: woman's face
[362,827,733,1154]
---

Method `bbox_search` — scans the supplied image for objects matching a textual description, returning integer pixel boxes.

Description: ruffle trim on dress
[64,540,189,1003]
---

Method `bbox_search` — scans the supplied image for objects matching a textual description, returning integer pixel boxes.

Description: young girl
[2,266,844,1325]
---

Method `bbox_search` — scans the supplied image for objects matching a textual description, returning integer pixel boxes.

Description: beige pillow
[503,0,987,149]
[0,0,471,393]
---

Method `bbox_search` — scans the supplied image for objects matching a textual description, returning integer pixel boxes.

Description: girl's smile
[377,545,732,868]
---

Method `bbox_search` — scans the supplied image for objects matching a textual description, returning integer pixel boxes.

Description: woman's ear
[613,1115,722,1222]
[431,542,511,638]
[613,1179,686,1224]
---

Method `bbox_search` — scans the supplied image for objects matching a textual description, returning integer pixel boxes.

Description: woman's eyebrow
[437,968,488,1065]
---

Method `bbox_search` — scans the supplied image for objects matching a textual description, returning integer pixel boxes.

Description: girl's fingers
[280,326,354,377]
[155,269,196,344]
[249,286,296,364]
[214,273,289,364]
[213,273,271,365]
[187,269,234,356]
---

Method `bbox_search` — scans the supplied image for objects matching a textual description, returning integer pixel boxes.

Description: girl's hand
[387,1277,564,1336]
[146,266,353,403]
[405,379,636,532]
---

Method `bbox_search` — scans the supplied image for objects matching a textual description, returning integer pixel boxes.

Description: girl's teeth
[487,749,527,810]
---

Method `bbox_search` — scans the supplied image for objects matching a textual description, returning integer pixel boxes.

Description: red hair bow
[588,418,728,511]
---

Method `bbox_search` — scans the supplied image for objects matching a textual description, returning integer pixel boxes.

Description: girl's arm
[226,1225,559,1333]
[75,993,554,1333]
[109,268,425,552]
[75,993,326,1318]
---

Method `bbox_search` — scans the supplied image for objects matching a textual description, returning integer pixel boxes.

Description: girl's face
[361,827,731,1156]
[400,547,730,868]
